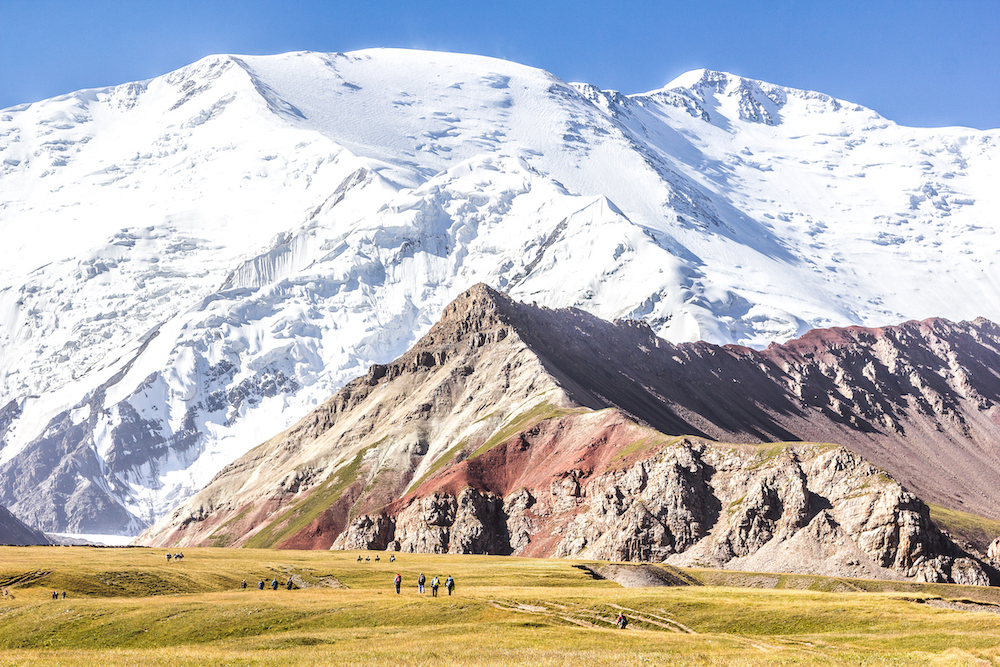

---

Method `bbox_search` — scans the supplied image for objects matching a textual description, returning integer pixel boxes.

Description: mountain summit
[2,50,999,534]
[137,285,998,584]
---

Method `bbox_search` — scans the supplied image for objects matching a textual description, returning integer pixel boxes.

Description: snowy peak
[2,48,1000,537]
[645,68,871,128]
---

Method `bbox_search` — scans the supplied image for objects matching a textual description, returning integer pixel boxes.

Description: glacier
[0,49,998,534]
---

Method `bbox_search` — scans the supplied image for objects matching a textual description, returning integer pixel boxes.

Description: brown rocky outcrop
[137,285,576,549]
[337,433,992,585]
[137,284,1000,585]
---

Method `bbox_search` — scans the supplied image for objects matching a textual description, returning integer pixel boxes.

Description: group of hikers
[241,577,295,591]
[164,552,185,562]
[229,553,458,599]
[397,572,454,596]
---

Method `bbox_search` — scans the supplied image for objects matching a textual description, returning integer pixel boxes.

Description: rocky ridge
[0,504,49,546]
[137,285,575,549]
[137,285,1000,584]
[337,431,989,585]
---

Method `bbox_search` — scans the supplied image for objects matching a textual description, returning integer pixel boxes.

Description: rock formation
[335,421,991,585]
[137,285,1000,584]
[0,504,49,546]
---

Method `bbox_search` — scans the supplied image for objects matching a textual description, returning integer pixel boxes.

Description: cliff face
[137,285,1000,584]
[334,415,990,585]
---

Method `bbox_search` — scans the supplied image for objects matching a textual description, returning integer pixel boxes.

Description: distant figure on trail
[418,573,426,594]
[616,613,628,629]
[394,573,401,594]
[430,576,440,597]
[271,578,279,590]
[286,577,294,590]
[241,580,247,590]
[166,553,172,562]
[445,575,454,596]
[375,555,380,562]
[61,591,66,599]
[365,556,370,562]
[389,554,395,562]
[258,580,265,590]
[357,555,362,562]
[51,590,57,600]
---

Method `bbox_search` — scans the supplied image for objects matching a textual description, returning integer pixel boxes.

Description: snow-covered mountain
[1,49,998,534]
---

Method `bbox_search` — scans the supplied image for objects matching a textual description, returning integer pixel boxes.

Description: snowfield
[1,49,998,534]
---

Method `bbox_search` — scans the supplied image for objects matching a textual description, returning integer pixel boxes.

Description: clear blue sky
[1,0,998,129]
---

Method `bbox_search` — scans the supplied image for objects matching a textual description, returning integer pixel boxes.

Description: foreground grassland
[2,547,1000,666]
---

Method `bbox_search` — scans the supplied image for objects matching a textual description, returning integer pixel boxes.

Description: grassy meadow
[2,546,1000,666]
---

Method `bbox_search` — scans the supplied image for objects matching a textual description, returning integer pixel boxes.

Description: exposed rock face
[989,538,1000,562]
[550,445,715,562]
[0,504,49,545]
[137,285,575,549]
[337,437,991,585]
[138,285,1000,584]
[497,301,1000,521]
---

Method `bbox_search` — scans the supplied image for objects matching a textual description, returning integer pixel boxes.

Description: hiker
[389,554,395,562]
[430,576,440,597]
[616,613,628,629]
[375,555,380,562]
[51,590,57,600]
[445,575,454,596]
[357,555,362,562]
[258,580,265,590]
[365,556,370,562]
[61,591,66,599]
[166,553,172,562]
[418,573,426,593]
[286,577,294,590]
[394,573,401,594]
[241,580,247,590]
[271,578,279,590]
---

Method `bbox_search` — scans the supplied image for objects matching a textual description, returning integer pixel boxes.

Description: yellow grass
[928,503,1000,551]
[3,546,1000,666]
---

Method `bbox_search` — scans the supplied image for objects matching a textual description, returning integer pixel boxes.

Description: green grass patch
[609,432,684,466]
[466,402,587,461]
[928,503,1000,551]
[244,444,378,549]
